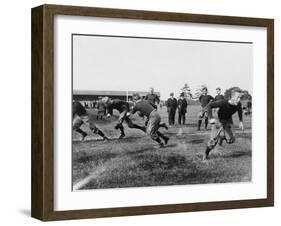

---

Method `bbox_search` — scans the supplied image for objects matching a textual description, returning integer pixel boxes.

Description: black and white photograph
[72,34,253,190]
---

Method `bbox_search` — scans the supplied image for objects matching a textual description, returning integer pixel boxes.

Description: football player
[131,93,169,147]
[72,100,108,141]
[203,88,244,160]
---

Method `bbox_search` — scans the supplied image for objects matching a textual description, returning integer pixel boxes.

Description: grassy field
[72,105,252,190]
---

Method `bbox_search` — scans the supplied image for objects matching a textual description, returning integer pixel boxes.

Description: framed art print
[31,4,274,221]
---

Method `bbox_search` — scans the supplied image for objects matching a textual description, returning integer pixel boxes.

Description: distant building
[73,90,160,102]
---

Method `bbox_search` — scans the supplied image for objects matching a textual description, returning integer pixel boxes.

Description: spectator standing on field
[166,92,178,125]
[178,92,188,125]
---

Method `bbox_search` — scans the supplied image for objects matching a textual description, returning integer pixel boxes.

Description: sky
[73,34,253,100]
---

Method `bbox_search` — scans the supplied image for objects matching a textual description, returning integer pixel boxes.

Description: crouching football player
[73,100,109,141]
[103,97,146,139]
[203,88,244,160]
[131,93,169,147]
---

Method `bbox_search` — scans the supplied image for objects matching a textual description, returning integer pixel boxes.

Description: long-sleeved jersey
[107,99,130,115]
[73,101,87,117]
[214,94,225,101]
[206,99,243,123]
[145,93,160,105]
[131,100,155,118]
[199,94,214,108]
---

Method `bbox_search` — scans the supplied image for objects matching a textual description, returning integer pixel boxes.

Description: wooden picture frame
[31,4,274,221]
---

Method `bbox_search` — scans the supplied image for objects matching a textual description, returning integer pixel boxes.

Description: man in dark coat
[178,92,188,125]
[166,92,178,125]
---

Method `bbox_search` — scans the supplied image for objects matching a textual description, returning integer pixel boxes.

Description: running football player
[203,88,244,160]
[103,97,147,139]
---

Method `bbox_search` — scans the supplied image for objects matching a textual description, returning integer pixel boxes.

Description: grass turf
[72,105,252,190]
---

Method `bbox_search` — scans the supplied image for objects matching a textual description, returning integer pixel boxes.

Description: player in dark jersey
[103,98,146,139]
[214,87,225,101]
[197,87,214,130]
[203,88,244,160]
[72,101,108,141]
[145,88,160,105]
[214,87,225,115]
[131,93,169,147]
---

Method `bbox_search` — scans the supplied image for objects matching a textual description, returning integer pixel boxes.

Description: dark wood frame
[31,4,274,221]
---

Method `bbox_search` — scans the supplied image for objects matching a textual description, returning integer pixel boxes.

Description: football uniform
[106,99,146,138]
[72,101,108,140]
[204,99,243,158]
[131,100,168,146]
[197,94,214,130]
[145,93,160,105]
[214,94,225,101]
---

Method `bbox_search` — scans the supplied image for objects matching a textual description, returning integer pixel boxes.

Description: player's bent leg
[147,115,164,147]
[148,126,163,146]
[116,123,125,139]
[204,139,218,160]
[204,124,222,159]
[73,116,88,141]
[224,123,235,144]
[159,122,168,130]
[91,125,109,141]
[156,131,169,144]
[126,118,146,132]
[225,137,235,144]
[74,128,87,141]
[118,111,127,125]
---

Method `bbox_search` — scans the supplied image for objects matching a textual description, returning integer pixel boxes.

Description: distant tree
[180,83,190,97]
[224,87,252,100]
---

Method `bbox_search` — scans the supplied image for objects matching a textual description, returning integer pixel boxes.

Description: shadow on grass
[109,136,145,143]
[210,150,251,160]
[225,150,252,158]
[73,138,108,144]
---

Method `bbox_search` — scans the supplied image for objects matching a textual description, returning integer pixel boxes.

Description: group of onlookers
[165,87,227,129]
[166,92,188,125]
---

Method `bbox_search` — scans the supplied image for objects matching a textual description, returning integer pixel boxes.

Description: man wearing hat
[178,92,188,125]
[166,92,178,125]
